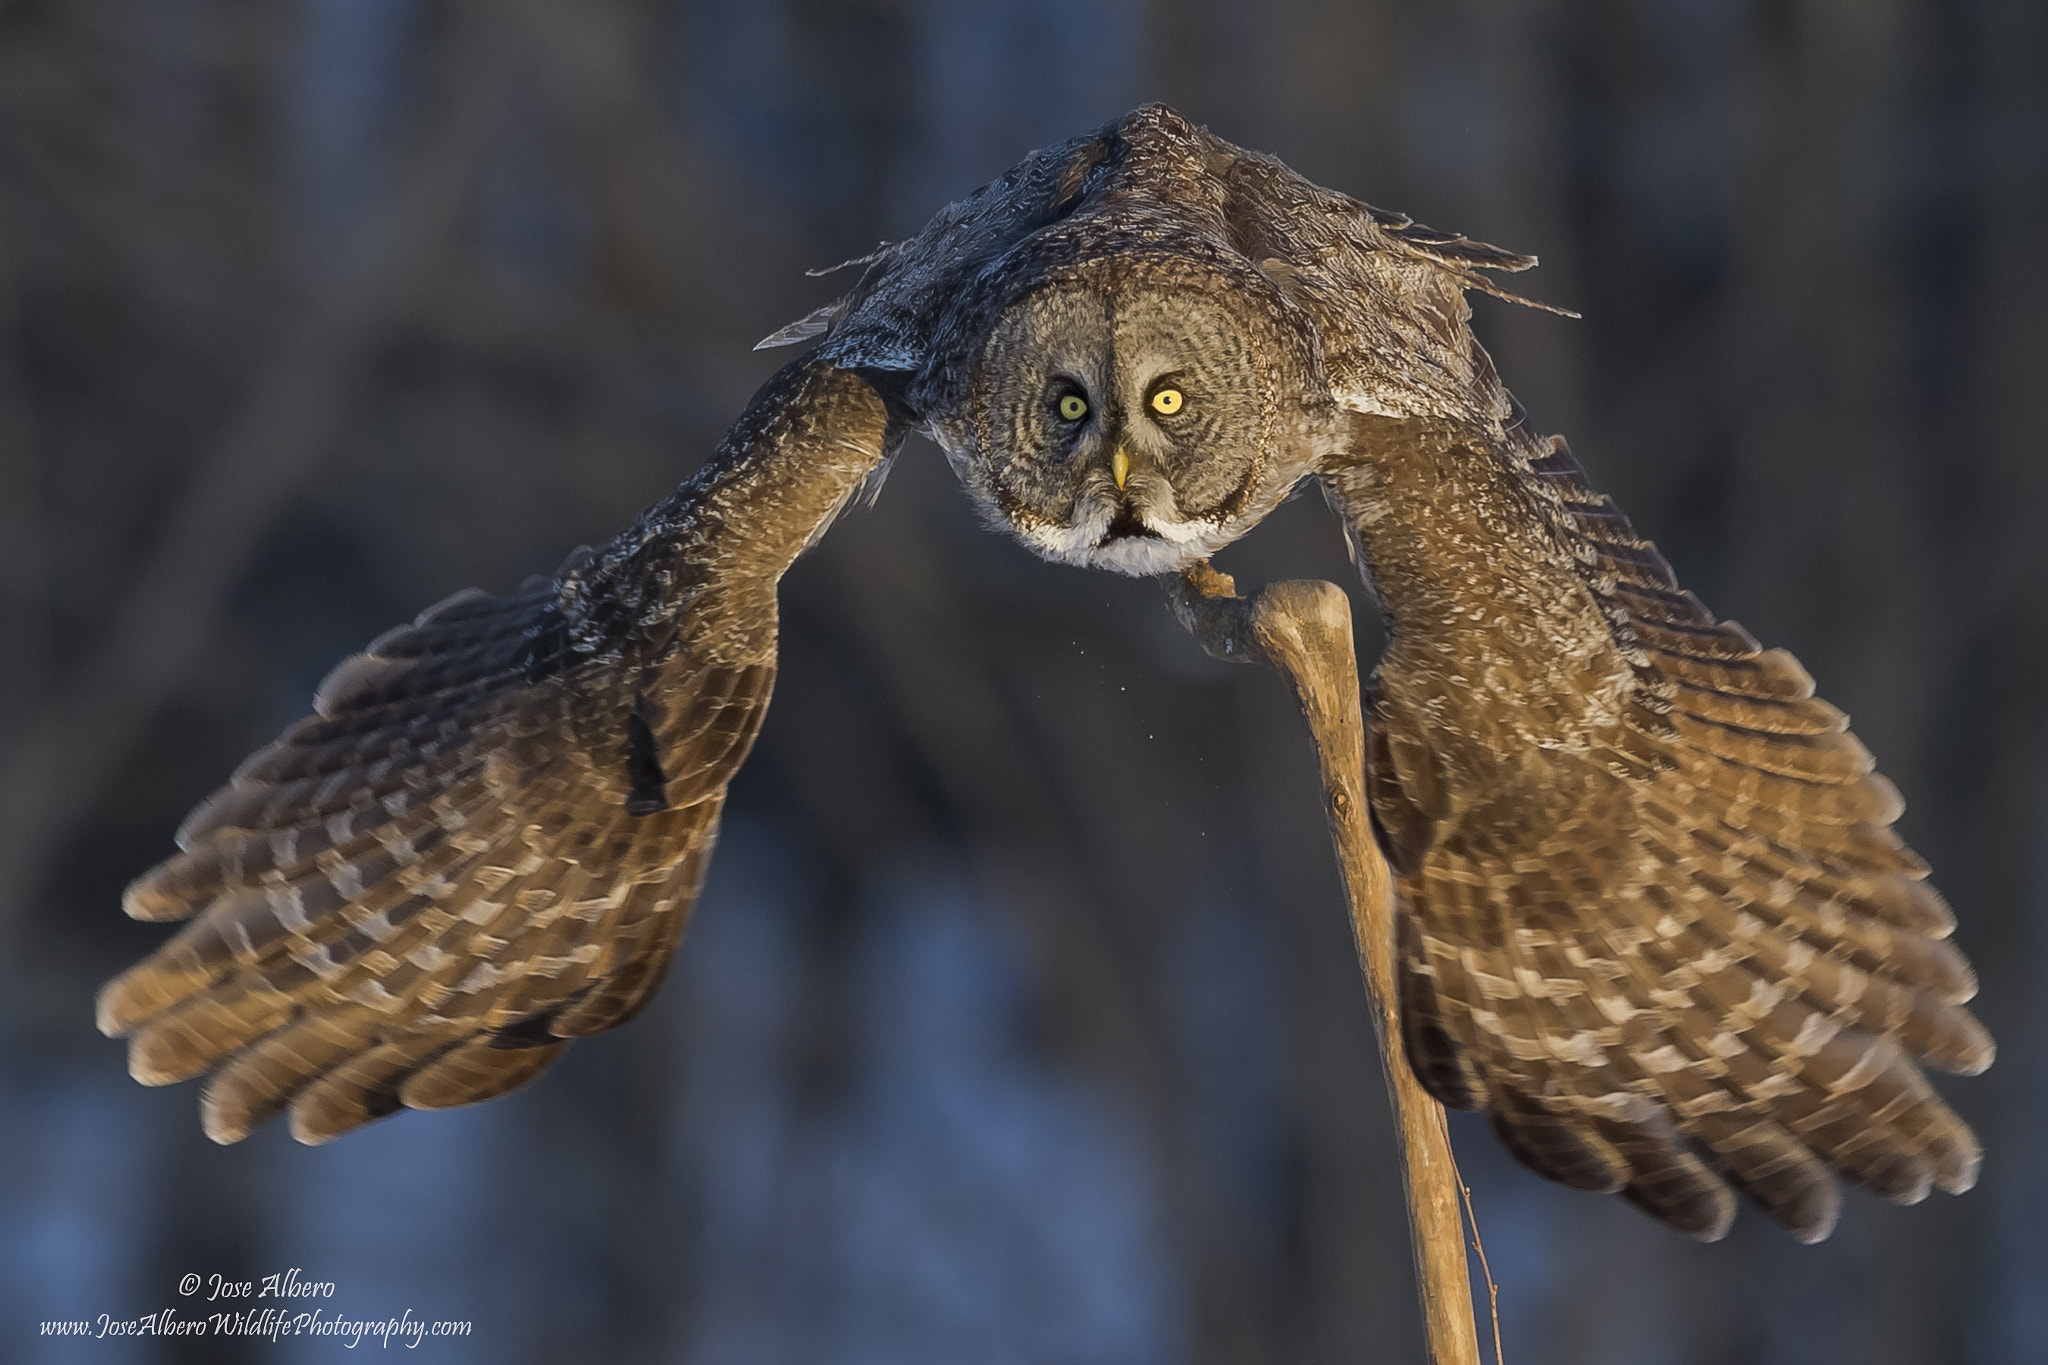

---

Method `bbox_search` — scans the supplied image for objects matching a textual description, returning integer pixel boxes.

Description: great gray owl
[101,104,1990,1245]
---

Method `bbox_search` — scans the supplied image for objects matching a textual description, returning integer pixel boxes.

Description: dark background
[3,1,2044,1361]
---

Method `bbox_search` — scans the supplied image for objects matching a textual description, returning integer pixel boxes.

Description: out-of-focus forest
[3,1,2043,1362]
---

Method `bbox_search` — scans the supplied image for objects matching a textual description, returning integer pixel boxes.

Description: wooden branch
[1165,561,1480,1365]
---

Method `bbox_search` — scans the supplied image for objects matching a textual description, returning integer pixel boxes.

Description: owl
[101,104,1990,1245]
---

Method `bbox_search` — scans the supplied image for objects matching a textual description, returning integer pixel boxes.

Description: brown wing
[100,356,897,1145]
[1221,138,1994,1240]
[1323,414,1992,1244]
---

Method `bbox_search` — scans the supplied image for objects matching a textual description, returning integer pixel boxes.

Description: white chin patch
[1013,504,1236,577]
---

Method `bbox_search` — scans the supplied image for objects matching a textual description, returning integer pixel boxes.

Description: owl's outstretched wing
[1219,160,1993,1242]
[100,355,898,1145]
[1330,417,1990,1245]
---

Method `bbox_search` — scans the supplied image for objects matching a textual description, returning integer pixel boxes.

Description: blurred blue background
[1,1,2043,1361]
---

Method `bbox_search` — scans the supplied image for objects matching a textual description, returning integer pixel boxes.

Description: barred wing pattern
[99,357,895,1145]
[1204,137,1995,1241]
[1324,415,1993,1243]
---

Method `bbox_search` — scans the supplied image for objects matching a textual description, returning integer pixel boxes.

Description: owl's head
[936,246,1335,576]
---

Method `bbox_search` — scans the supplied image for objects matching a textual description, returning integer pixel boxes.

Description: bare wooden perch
[1164,561,1481,1365]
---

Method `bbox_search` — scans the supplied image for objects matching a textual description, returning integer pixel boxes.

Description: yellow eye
[1150,387,1184,415]
[1058,394,1088,421]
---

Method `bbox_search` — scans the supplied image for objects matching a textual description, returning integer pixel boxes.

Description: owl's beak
[1111,445,1131,490]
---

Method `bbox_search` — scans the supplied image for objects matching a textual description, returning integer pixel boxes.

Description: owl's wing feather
[1320,411,1990,1244]
[1232,148,1997,1240]
[100,356,897,1145]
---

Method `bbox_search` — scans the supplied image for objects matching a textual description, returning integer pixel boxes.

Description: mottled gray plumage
[104,105,1988,1243]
